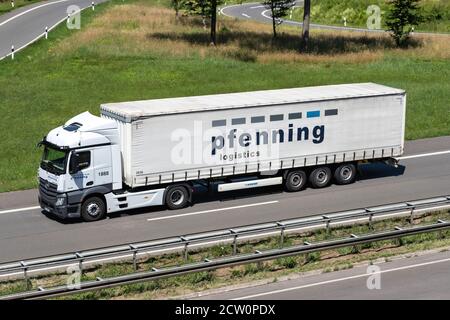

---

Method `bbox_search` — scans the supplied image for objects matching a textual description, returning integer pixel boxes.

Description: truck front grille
[39,178,58,205]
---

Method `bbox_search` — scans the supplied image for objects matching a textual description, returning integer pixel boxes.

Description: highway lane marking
[261,9,272,21]
[232,255,450,300]
[398,150,450,160]
[0,0,69,27]
[147,201,279,222]
[0,205,40,215]
[241,13,250,18]
[219,3,259,18]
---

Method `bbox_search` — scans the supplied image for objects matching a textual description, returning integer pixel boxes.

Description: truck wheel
[81,196,106,222]
[165,186,189,210]
[309,166,332,188]
[334,163,357,185]
[284,170,307,192]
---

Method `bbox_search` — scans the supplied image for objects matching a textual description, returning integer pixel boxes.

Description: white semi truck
[38,83,406,221]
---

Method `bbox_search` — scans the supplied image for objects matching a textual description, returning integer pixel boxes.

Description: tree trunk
[301,0,311,50]
[272,6,277,38]
[210,0,217,45]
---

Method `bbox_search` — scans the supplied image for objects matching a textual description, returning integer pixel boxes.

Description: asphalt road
[194,249,450,299]
[0,136,448,263]
[0,0,108,59]
[220,1,384,33]
[220,1,448,35]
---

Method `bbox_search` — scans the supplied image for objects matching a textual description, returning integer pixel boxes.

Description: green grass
[0,0,43,15]
[290,0,450,33]
[0,0,449,192]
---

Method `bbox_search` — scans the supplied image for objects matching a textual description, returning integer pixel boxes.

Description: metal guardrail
[3,219,450,300]
[0,195,449,284]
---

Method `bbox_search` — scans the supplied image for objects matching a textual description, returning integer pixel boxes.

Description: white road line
[0,0,69,27]
[147,201,279,222]
[250,5,264,9]
[261,9,272,21]
[241,13,250,18]
[0,2,95,61]
[398,150,450,160]
[0,205,40,215]
[232,256,450,300]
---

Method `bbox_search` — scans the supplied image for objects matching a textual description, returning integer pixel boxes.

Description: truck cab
[38,112,122,221]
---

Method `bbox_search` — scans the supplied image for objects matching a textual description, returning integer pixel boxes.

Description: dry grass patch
[51,2,450,64]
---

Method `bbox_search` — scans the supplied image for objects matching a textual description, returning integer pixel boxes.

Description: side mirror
[69,153,80,174]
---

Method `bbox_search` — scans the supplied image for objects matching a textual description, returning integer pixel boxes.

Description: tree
[183,0,222,45]
[385,0,423,47]
[184,0,212,29]
[301,0,311,50]
[171,0,183,20]
[262,0,295,38]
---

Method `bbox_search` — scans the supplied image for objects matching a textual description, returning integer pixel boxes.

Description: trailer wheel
[284,170,307,192]
[81,196,106,222]
[165,186,189,210]
[309,167,332,188]
[334,163,357,185]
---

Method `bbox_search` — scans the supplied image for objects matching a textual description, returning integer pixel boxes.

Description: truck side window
[77,151,91,170]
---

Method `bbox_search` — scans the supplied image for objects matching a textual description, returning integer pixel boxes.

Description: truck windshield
[41,146,68,175]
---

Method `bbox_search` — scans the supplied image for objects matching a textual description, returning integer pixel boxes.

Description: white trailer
[38,83,406,221]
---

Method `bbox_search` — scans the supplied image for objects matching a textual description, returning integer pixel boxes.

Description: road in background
[220,1,449,35]
[0,136,448,262]
[0,0,108,59]
[194,249,450,299]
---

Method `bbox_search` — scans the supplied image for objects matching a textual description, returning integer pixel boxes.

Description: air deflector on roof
[64,122,83,132]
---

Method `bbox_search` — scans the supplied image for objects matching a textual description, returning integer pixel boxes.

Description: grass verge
[0,0,449,192]
[0,0,43,15]
[0,210,449,299]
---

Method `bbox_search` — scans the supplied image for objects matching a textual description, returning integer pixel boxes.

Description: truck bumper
[38,195,81,219]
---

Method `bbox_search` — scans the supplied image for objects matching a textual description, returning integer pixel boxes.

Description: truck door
[67,150,94,191]
[93,147,113,187]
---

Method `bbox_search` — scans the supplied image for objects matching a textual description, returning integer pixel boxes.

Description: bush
[277,257,298,269]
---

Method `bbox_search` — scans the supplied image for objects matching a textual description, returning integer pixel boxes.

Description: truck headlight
[56,195,66,207]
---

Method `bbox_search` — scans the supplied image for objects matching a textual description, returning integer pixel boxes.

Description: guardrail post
[277,222,285,248]
[410,208,415,225]
[350,234,360,253]
[230,229,238,255]
[437,219,446,239]
[75,253,83,276]
[20,261,30,290]
[180,237,189,262]
[323,216,330,236]
[369,213,373,230]
[129,245,138,271]
[184,243,189,262]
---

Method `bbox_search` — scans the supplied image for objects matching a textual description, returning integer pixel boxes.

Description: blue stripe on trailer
[307,110,320,118]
